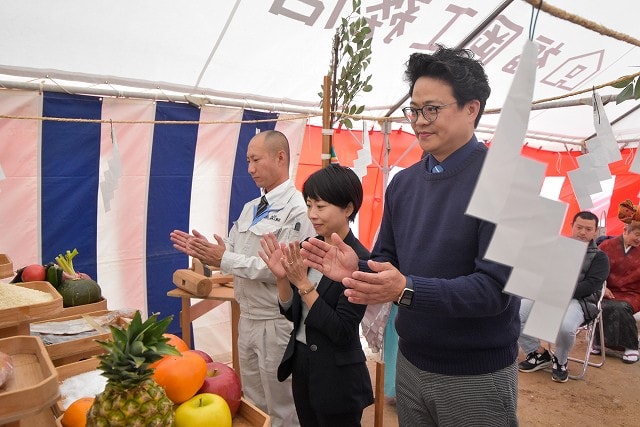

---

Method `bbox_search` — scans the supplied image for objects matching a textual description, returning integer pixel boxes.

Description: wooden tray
[53,357,101,416]
[38,297,108,322]
[12,406,60,427]
[54,358,270,426]
[0,335,60,424]
[234,399,270,427]
[0,254,13,279]
[30,310,119,366]
[0,281,63,337]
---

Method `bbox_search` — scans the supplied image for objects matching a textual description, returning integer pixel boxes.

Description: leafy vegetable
[55,248,79,276]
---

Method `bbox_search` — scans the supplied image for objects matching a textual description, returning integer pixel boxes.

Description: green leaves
[95,311,181,386]
[321,0,373,129]
[611,74,640,104]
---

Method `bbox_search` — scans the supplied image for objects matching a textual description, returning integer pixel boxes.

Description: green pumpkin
[57,278,102,307]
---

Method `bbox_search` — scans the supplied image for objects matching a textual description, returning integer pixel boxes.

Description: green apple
[174,393,232,427]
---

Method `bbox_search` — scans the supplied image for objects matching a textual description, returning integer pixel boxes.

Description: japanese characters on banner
[269,1,604,98]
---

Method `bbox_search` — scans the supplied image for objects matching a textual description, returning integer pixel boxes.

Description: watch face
[399,288,414,306]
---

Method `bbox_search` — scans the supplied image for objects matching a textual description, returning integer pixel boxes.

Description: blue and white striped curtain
[0,90,306,335]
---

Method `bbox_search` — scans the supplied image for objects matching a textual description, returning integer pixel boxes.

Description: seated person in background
[259,165,374,427]
[518,211,609,382]
[596,205,640,364]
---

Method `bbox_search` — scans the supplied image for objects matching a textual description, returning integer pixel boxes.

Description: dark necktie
[256,195,268,217]
[432,164,444,173]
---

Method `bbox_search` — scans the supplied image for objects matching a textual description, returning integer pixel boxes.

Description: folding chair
[567,282,606,380]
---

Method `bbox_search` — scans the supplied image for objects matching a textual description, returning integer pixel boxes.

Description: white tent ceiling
[1,0,639,150]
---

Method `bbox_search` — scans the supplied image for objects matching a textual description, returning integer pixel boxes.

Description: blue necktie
[256,196,268,217]
[432,164,444,173]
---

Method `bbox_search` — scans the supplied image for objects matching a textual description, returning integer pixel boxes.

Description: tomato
[21,264,46,281]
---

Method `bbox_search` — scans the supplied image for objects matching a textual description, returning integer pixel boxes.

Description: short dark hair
[572,211,599,228]
[404,45,490,127]
[261,130,290,166]
[302,165,363,221]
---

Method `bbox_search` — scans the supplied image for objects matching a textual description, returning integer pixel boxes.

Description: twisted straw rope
[523,0,640,47]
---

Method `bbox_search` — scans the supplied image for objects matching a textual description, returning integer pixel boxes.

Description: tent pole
[322,74,332,168]
[0,79,325,117]
[381,120,392,206]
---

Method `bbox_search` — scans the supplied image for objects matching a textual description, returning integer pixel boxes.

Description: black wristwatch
[397,288,414,306]
[395,276,414,307]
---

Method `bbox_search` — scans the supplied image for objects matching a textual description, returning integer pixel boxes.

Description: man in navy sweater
[302,46,519,426]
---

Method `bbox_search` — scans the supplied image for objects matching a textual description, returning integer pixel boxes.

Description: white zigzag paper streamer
[352,120,372,181]
[629,147,640,175]
[567,92,622,209]
[629,148,640,199]
[100,122,123,212]
[467,40,585,343]
[0,163,5,192]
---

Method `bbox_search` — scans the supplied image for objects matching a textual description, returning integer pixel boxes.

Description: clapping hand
[170,229,225,267]
[259,233,287,279]
[260,233,308,286]
[300,233,358,282]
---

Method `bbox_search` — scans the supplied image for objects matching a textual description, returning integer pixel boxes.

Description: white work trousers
[238,316,299,427]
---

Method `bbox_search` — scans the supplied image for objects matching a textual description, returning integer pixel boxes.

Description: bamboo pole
[322,74,332,168]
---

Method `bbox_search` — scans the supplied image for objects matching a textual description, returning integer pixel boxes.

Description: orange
[163,333,189,352]
[149,333,190,369]
[61,397,94,427]
[152,350,207,404]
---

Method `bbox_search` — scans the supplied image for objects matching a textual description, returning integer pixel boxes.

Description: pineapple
[86,311,181,427]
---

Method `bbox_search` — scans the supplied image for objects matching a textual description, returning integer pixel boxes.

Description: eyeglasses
[402,102,457,123]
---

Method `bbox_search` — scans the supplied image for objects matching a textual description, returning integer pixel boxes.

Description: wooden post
[322,74,332,168]
[374,361,385,427]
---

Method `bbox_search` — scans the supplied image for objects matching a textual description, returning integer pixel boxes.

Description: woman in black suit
[259,165,373,427]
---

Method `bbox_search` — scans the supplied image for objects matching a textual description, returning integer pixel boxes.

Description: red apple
[21,264,46,281]
[197,361,242,416]
[174,393,231,427]
[190,349,214,364]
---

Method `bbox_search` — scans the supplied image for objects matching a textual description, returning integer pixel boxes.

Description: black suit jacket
[277,230,374,414]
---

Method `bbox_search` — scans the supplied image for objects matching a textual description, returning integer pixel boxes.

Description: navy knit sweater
[371,139,519,375]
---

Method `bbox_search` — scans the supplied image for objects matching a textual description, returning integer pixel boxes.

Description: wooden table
[167,285,240,375]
